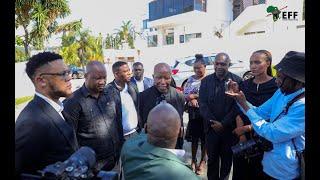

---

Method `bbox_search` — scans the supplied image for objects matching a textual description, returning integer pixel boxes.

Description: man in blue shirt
[226,51,305,180]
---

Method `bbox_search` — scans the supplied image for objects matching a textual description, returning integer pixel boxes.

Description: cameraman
[226,51,305,180]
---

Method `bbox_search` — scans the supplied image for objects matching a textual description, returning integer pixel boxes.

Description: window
[148,35,158,47]
[194,0,207,12]
[143,19,148,29]
[185,33,202,42]
[179,35,185,43]
[166,33,174,45]
[183,0,194,13]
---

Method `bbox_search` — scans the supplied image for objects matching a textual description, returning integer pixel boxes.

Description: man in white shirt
[130,62,153,93]
[105,61,140,142]
[15,52,78,176]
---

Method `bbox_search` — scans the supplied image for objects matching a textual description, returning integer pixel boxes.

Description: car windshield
[184,56,214,66]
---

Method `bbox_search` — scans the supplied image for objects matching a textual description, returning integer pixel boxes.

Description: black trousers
[206,129,234,180]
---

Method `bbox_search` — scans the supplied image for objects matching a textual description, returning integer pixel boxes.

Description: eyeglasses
[40,70,72,79]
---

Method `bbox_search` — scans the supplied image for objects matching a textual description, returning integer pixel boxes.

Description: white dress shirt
[134,77,145,92]
[116,83,138,136]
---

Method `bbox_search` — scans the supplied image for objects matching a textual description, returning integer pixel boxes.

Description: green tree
[15,47,28,63]
[15,0,71,57]
[114,20,138,49]
[60,29,104,67]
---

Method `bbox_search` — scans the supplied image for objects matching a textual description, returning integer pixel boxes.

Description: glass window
[143,19,148,29]
[185,58,195,66]
[149,1,156,21]
[179,35,184,43]
[194,0,206,12]
[148,35,158,47]
[174,0,184,14]
[196,33,202,38]
[166,33,174,45]
[183,0,194,13]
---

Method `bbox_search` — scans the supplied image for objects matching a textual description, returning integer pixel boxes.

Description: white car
[171,54,251,88]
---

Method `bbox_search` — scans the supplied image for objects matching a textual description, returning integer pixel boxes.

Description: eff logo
[266,5,299,22]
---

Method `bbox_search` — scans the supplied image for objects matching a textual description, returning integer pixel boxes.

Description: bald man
[63,61,121,171]
[121,102,200,180]
[138,63,185,149]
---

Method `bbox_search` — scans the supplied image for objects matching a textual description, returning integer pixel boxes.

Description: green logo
[266,5,288,22]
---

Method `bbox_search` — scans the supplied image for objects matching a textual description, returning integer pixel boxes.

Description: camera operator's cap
[274,51,305,83]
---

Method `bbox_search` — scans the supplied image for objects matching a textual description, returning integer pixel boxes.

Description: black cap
[274,51,305,83]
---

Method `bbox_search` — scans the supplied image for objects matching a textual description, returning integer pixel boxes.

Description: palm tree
[15,0,71,56]
[114,20,138,49]
[55,19,82,37]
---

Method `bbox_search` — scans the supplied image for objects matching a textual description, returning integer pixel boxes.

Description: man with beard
[130,62,153,93]
[199,53,242,180]
[105,61,140,142]
[15,52,78,177]
[138,63,185,149]
[63,61,120,171]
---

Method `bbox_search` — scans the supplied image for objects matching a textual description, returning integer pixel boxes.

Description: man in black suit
[138,63,185,149]
[199,53,242,180]
[130,62,153,93]
[15,52,78,177]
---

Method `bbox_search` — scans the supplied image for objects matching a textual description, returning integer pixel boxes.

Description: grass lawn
[15,96,33,107]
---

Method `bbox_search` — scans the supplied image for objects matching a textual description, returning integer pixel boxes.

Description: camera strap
[271,91,305,123]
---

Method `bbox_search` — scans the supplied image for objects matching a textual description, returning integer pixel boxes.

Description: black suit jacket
[104,81,140,144]
[15,95,78,176]
[199,72,242,133]
[138,86,185,129]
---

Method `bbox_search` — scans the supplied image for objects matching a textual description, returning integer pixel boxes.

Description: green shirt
[120,133,200,180]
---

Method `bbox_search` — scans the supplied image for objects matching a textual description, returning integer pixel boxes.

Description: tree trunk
[22,24,30,58]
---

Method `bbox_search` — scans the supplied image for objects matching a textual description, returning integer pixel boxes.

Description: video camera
[21,146,118,180]
[231,131,273,159]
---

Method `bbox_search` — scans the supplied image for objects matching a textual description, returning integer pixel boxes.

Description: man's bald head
[153,63,172,93]
[86,61,106,74]
[153,63,171,74]
[147,102,180,148]
[85,61,107,94]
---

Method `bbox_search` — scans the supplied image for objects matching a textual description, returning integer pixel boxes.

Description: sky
[16,0,150,46]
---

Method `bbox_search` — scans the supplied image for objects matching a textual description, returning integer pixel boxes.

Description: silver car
[171,54,251,88]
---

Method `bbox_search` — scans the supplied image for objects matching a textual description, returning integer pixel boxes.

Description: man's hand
[189,99,199,108]
[210,120,224,133]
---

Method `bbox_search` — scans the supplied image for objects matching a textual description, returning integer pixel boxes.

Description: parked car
[171,53,251,88]
[69,65,85,79]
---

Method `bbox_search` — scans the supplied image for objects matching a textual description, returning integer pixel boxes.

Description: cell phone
[225,79,231,93]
